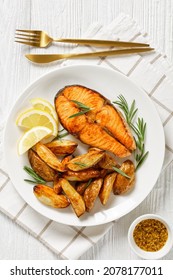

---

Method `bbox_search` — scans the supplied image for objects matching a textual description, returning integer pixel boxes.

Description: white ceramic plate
[4,65,165,227]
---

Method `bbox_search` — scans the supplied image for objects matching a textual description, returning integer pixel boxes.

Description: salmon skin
[55,85,136,158]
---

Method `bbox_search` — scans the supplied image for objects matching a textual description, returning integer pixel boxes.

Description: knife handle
[25,48,154,63]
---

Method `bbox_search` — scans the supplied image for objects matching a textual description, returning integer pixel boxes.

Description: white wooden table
[0,0,173,260]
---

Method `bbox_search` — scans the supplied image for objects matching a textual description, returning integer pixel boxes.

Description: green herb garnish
[24,166,46,184]
[69,110,90,118]
[113,95,138,126]
[71,100,91,110]
[59,128,65,133]
[69,100,92,118]
[57,132,69,139]
[112,166,131,179]
[131,118,149,169]
[135,151,149,170]
[53,129,69,140]
[74,162,88,168]
[83,179,93,193]
[85,178,92,188]
[113,95,149,170]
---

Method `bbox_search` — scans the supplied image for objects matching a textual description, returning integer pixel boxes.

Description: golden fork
[25,48,154,63]
[15,29,150,48]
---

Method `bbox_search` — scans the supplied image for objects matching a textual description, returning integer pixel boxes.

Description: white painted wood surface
[0,0,173,260]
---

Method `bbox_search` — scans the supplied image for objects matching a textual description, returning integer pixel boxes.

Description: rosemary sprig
[113,95,149,170]
[135,151,149,170]
[131,118,149,170]
[74,162,88,168]
[113,95,138,126]
[24,166,46,184]
[24,179,43,184]
[85,178,92,188]
[83,179,93,193]
[53,129,69,140]
[57,132,69,139]
[69,100,92,118]
[69,110,90,118]
[71,100,91,110]
[112,166,131,179]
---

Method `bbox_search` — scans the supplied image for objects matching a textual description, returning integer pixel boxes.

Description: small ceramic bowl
[128,214,173,259]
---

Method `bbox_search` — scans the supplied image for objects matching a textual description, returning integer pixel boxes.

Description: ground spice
[133,219,168,252]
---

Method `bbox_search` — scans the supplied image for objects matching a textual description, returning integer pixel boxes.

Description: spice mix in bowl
[128,214,173,259]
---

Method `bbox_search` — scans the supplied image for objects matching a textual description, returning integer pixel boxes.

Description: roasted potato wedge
[45,139,78,156]
[53,175,62,194]
[99,172,117,205]
[59,178,85,217]
[28,149,56,181]
[99,168,109,178]
[83,178,103,212]
[61,155,73,166]
[76,180,92,195]
[113,160,135,195]
[35,142,66,172]
[67,149,104,171]
[33,184,70,208]
[62,168,101,181]
[98,152,118,170]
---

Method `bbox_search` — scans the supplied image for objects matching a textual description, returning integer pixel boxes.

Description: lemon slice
[18,126,51,155]
[30,97,58,121]
[16,108,58,137]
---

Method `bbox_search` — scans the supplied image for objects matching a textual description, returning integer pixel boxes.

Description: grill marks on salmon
[55,85,136,158]
[95,104,136,150]
[55,95,86,134]
[62,85,105,114]
[79,124,130,157]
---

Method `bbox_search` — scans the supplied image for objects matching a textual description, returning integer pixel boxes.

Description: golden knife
[25,48,154,63]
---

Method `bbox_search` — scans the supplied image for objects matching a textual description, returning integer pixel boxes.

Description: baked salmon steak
[54,85,136,158]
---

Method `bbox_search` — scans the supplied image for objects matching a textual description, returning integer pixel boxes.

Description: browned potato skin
[83,178,103,212]
[33,184,70,208]
[67,149,104,171]
[35,142,66,172]
[99,168,109,178]
[62,168,101,181]
[113,160,135,195]
[28,149,56,182]
[98,153,118,170]
[53,175,62,194]
[76,180,91,195]
[99,172,117,205]
[61,155,73,167]
[45,139,78,156]
[59,178,85,217]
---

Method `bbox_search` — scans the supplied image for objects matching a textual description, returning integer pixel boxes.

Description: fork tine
[15,40,40,47]
[15,35,40,41]
[15,32,40,38]
[16,29,41,35]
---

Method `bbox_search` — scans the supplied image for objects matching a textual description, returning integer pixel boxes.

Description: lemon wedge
[16,108,58,137]
[18,126,52,155]
[30,97,58,121]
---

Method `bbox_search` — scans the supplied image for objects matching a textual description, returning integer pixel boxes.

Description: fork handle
[54,38,149,48]
[25,48,154,63]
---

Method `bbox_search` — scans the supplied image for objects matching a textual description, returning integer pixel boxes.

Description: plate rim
[3,64,165,226]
